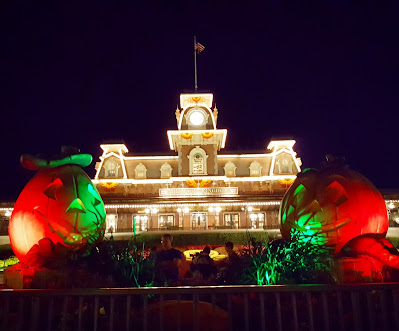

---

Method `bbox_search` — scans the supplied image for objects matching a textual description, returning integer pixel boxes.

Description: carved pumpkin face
[9,165,106,262]
[279,165,388,253]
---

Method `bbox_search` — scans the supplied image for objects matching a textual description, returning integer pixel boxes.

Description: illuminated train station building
[92,92,303,232]
[0,92,399,234]
[0,92,398,233]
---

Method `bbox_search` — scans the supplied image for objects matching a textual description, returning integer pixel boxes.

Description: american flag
[195,42,205,54]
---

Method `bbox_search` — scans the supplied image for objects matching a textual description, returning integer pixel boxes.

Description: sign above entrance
[159,187,238,197]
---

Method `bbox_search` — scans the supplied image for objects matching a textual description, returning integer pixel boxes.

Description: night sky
[1,1,398,201]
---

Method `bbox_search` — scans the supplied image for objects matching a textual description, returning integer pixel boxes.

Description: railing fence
[1,283,399,331]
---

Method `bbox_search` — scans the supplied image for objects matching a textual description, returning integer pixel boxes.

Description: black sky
[1,1,398,200]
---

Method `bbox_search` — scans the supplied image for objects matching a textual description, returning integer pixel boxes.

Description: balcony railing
[1,283,399,330]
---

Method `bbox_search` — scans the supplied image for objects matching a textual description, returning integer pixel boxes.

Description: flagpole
[194,36,198,91]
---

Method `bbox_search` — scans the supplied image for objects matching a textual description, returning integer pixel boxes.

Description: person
[215,241,241,285]
[155,234,182,286]
[191,246,215,279]
[224,241,238,262]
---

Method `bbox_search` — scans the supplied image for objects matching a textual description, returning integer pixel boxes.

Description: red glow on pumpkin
[9,165,105,265]
[280,166,389,253]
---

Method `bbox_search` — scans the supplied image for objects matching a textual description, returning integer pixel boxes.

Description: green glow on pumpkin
[66,198,86,213]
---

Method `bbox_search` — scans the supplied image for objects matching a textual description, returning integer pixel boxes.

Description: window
[277,156,293,174]
[190,212,207,229]
[249,161,262,177]
[188,146,208,175]
[160,163,173,178]
[224,161,236,177]
[250,213,265,229]
[133,215,148,232]
[224,213,239,228]
[104,159,118,177]
[106,214,117,232]
[134,163,147,179]
[159,214,175,228]
[193,154,203,174]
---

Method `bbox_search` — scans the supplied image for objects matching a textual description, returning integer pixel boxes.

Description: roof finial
[213,104,218,124]
[175,105,181,126]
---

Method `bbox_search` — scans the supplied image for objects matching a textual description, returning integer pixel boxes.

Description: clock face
[189,111,205,126]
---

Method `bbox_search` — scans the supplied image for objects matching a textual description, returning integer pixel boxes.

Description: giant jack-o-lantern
[279,157,388,254]
[9,149,106,265]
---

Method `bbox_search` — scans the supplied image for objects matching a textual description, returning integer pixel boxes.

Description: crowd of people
[153,233,241,286]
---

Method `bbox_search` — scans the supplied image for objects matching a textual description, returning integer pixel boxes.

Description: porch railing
[1,283,399,331]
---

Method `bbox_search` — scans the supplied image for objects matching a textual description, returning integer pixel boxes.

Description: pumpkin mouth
[33,207,96,246]
[286,216,352,234]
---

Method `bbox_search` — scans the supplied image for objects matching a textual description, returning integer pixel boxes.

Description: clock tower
[167,93,227,176]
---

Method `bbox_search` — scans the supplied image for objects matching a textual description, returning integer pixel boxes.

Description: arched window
[160,163,173,178]
[134,163,147,179]
[249,161,262,177]
[104,159,118,177]
[188,146,208,175]
[224,161,237,177]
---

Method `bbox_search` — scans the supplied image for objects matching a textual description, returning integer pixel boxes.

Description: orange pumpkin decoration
[279,158,388,254]
[201,132,213,139]
[181,132,194,139]
[9,150,106,265]
[186,179,199,188]
[199,179,212,187]
[278,178,295,188]
[100,181,119,192]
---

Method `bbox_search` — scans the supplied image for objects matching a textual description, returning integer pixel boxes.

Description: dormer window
[224,161,237,177]
[134,163,147,179]
[104,159,118,177]
[277,157,293,174]
[249,161,262,177]
[160,163,173,178]
[188,146,208,175]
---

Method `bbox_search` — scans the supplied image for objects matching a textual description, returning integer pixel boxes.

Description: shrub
[240,231,334,285]
[120,231,272,248]
[80,235,154,288]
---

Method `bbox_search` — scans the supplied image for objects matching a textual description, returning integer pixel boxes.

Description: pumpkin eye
[324,181,348,206]
[66,198,86,213]
[88,183,102,206]
[292,184,307,207]
[43,178,63,200]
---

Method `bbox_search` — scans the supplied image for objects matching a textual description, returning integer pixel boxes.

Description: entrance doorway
[190,212,208,229]
[250,213,265,229]
[133,215,148,232]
